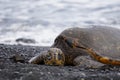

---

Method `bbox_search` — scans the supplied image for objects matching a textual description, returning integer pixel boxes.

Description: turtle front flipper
[73,55,105,68]
[28,51,47,64]
[85,48,120,66]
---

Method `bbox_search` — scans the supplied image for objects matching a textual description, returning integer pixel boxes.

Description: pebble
[57,73,61,76]
[29,71,33,74]
[117,73,120,76]
[81,78,85,80]
[40,72,44,75]
[47,72,51,74]
[80,72,86,77]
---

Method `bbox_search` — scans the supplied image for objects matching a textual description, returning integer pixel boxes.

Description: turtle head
[44,48,65,66]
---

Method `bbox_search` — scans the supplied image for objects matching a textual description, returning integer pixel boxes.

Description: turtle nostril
[54,53,58,60]
[58,54,62,60]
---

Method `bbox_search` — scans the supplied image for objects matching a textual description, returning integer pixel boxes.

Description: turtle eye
[46,54,52,60]
[65,39,74,48]
[58,54,62,60]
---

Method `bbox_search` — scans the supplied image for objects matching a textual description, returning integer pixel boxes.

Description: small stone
[81,78,85,80]
[40,72,44,75]
[48,72,51,74]
[29,71,33,74]
[16,38,36,44]
[117,73,120,76]
[68,68,72,71]
[80,72,86,77]
[57,73,61,76]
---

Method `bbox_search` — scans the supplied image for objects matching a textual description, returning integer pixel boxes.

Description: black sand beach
[0,44,120,80]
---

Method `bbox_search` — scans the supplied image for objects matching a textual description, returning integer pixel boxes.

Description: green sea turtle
[29,26,120,67]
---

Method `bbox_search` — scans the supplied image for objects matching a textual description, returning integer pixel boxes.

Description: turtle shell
[52,26,120,65]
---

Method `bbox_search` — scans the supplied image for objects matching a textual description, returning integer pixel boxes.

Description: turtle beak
[54,52,58,60]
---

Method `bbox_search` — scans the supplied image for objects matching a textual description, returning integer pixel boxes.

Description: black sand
[0,44,120,80]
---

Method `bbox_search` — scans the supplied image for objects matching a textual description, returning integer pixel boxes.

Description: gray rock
[15,38,36,44]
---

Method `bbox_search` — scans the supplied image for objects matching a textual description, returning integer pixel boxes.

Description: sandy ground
[0,44,120,80]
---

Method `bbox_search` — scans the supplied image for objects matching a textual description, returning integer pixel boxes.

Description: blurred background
[0,0,120,46]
